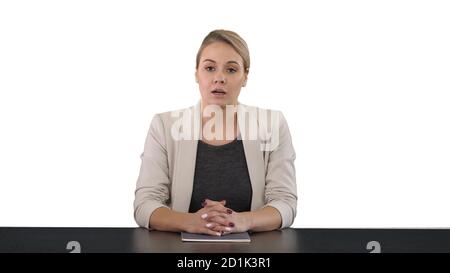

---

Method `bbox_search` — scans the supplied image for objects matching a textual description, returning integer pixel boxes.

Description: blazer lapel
[171,101,201,212]
[237,104,266,211]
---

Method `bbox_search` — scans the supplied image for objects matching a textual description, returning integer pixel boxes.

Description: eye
[205,66,215,72]
[227,68,237,73]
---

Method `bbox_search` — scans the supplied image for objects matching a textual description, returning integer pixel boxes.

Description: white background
[0,0,449,228]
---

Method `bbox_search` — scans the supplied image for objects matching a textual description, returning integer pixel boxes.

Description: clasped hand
[186,199,250,236]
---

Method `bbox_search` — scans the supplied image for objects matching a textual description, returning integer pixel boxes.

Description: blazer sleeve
[133,114,171,229]
[263,111,298,229]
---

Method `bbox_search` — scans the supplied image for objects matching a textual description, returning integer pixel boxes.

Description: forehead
[200,42,243,65]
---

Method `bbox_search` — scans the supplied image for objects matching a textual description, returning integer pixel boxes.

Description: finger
[214,216,235,230]
[213,226,233,235]
[200,228,222,236]
[197,207,229,221]
[198,206,232,220]
[204,222,218,229]
[205,204,232,215]
[212,216,234,229]
[204,199,226,207]
[222,226,233,235]
[208,215,229,226]
[203,211,228,221]
[211,224,228,231]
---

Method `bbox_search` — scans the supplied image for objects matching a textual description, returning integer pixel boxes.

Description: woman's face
[195,42,248,108]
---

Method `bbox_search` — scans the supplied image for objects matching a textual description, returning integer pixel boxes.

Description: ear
[195,70,199,83]
[242,75,248,87]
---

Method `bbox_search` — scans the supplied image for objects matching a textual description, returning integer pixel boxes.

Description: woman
[134,29,297,236]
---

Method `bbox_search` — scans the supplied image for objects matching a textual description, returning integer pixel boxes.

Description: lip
[211,88,227,97]
[211,88,227,94]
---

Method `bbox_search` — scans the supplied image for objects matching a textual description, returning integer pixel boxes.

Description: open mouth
[211,88,226,96]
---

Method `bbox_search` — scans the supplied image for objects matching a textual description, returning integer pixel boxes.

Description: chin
[202,98,236,109]
[206,99,227,106]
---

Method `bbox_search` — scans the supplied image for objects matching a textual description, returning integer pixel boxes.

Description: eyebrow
[202,59,241,66]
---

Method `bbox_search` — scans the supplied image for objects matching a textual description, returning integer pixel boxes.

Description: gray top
[188,138,253,213]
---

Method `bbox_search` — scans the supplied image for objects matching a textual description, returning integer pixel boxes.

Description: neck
[200,102,238,141]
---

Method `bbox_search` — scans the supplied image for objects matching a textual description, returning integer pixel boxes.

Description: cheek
[198,76,211,86]
[230,81,243,91]
[199,82,211,94]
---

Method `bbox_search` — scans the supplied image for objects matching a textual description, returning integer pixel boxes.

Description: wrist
[178,212,194,232]
[239,211,254,231]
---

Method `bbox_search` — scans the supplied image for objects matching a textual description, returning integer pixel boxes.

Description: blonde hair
[196,29,250,74]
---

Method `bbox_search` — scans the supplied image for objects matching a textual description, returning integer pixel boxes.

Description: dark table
[1,227,450,253]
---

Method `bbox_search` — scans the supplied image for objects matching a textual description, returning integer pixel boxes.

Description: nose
[214,72,226,84]
[214,78,225,84]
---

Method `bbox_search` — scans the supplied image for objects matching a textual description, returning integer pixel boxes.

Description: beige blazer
[133,101,297,229]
